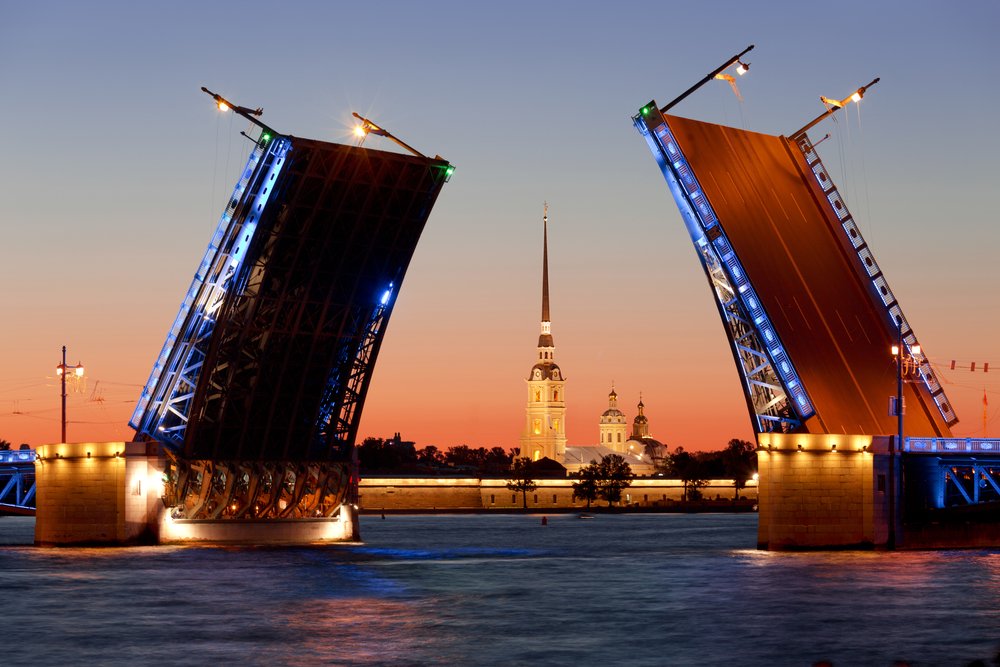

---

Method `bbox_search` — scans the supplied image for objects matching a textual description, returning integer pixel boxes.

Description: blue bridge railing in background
[0,449,36,514]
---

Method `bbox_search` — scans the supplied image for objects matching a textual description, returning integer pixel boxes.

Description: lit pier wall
[34,441,358,545]
[756,433,894,549]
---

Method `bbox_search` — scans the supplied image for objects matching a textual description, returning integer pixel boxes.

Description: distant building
[519,205,656,477]
[564,389,656,476]
[519,204,567,463]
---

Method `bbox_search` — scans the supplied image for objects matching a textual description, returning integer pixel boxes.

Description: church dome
[529,362,562,381]
[602,407,625,418]
[633,414,648,424]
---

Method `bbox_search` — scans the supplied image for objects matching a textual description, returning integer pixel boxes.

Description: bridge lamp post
[56,345,84,444]
[890,322,921,548]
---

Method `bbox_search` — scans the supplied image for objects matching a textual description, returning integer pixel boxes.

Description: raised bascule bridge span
[634,47,1000,549]
[33,91,452,545]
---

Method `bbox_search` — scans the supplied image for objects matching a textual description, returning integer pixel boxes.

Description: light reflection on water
[1,514,999,665]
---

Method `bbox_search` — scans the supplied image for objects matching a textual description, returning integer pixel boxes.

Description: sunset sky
[2,1,998,452]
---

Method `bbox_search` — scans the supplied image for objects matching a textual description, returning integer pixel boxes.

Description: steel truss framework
[905,438,1000,508]
[943,461,1000,507]
[131,126,451,476]
[130,136,288,444]
[634,107,813,433]
[164,452,352,520]
[0,451,35,513]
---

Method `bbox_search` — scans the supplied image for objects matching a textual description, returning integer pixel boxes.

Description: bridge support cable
[793,134,957,426]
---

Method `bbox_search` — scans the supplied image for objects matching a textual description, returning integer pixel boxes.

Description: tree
[722,438,757,501]
[572,461,600,508]
[482,446,514,476]
[445,445,486,471]
[663,446,708,502]
[596,454,633,507]
[506,457,537,510]
[416,445,444,468]
[0,439,11,451]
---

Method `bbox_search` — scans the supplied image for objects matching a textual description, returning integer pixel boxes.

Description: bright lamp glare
[736,63,747,76]
[353,125,367,138]
[56,367,63,376]
[891,345,900,356]
[851,92,862,103]
[217,101,230,112]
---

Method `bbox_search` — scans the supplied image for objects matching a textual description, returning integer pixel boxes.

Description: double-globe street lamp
[888,320,922,548]
[56,345,84,443]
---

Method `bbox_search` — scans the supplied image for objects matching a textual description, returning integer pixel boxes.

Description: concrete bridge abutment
[756,433,897,550]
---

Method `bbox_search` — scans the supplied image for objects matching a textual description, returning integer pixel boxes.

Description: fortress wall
[360,478,755,512]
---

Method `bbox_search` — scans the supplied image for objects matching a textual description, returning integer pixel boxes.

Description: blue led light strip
[314,283,395,450]
[635,111,815,430]
[794,135,957,426]
[130,137,293,442]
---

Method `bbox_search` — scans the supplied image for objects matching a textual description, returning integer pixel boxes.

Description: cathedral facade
[519,205,657,476]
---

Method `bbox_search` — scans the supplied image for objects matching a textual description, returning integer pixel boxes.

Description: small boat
[578,513,595,519]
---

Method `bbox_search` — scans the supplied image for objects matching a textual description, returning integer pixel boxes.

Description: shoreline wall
[359,477,756,512]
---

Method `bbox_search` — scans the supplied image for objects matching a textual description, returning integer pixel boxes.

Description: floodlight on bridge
[351,111,427,158]
[661,44,755,113]
[792,77,880,138]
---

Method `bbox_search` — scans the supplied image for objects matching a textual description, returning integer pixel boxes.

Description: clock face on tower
[534,369,542,379]
[551,370,559,380]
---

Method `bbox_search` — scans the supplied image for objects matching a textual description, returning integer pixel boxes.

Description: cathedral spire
[538,203,554,349]
[541,202,550,324]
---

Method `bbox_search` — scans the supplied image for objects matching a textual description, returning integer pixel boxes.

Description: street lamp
[888,319,922,548]
[55,345,84,443]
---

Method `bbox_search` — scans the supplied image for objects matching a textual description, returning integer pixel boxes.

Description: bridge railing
[794,134,957,427]
[904,438,1000,455]
[0,450,35,464]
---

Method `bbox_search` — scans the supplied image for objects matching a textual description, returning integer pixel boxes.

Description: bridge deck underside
[184,141,447,461]
[666,114,949,437]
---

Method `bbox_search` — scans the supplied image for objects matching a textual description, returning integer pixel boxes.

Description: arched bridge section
[634,106,955,438]
[129,131,451,520]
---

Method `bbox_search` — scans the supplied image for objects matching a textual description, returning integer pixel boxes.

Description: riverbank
[359,476,757,512]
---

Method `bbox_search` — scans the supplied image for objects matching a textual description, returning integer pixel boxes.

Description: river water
[1,513,998,666]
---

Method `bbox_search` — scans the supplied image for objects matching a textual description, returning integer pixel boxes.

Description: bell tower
[520,203,567,462]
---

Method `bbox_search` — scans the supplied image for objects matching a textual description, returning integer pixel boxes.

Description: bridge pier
[33,442,359,546]
[756,434,895,550]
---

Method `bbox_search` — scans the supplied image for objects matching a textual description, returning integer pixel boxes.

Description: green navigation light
[445,166,455,177]
[641,106,650,116]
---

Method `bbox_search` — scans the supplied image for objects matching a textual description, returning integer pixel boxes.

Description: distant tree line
[0,440,31,451]
[654,439,756,501]
[357,436,514,476]
[358,435,758,503]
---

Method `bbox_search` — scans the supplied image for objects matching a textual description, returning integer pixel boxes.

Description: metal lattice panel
[133,132,450,463]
